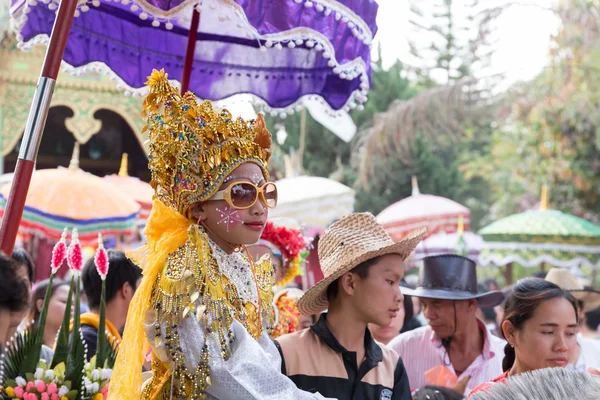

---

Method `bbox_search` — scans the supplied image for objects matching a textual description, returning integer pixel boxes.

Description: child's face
[193,163,269,246]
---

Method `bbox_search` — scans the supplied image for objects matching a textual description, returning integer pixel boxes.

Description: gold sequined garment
[141,225,275,399]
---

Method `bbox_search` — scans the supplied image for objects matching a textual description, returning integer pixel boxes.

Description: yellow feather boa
[108,198,192,400]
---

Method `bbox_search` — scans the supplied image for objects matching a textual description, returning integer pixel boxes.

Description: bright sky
[374,0,561,86]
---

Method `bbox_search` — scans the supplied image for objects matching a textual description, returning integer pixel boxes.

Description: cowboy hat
[545,268,600,311]
[297,212,426,316]
[401,254,504,308]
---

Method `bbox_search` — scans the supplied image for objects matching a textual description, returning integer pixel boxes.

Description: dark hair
[481,306,497,322]
[326,256,378,301]
[29,279,69,328]
[82,250,142,309]
[0,253,30,313]
[500,278,578,372]
[12,248,35,284]
[585,306,600,331]
[531,271,547,279]
[413,385,464,400]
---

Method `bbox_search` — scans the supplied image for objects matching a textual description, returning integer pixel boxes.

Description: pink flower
[35,381,46,393]
[41,393,50,400]
[46,384,57,395]
[67,229,83,272]
[14,386,24,398]
[25,382,34,392]
[94,234,109,279]
[51,228,68,273]
[51,394,59,400]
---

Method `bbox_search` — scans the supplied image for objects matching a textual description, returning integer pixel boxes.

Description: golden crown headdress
[142,69,272,216]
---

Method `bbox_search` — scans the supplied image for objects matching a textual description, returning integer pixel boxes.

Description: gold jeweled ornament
[143,69,272,216]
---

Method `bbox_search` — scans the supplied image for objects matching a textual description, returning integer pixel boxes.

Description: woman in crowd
[26,279,70,348]
[469,279,579,395]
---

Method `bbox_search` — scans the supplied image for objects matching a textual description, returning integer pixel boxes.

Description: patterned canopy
[0,149,140,243]
[10,0,379,114]
[377,178,470,241]
[479,209,600,269]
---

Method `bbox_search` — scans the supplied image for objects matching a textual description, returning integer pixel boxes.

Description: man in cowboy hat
[388,255,505,395]
[275,213,426,400]
[545,267,600,371]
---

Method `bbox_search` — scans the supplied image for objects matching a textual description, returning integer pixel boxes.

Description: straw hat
[297,212,426,316]
[545,268,600,311]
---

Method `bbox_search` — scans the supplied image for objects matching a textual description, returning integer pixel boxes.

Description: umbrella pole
[181,9,200,94]
[0,0,78,255]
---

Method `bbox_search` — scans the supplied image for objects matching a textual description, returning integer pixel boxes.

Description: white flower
[100,369,112,380]
[45,370,55,380]
[91,382,99,394]
[59,385,69,396]
[34,367,44,380]
[91,369,100,381]
[15,377,26,387]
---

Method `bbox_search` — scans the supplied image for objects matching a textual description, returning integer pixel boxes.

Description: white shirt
[388,321,505,394]
[570,335,600,371]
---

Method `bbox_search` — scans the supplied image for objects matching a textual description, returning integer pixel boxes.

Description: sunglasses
[210,181,278,209]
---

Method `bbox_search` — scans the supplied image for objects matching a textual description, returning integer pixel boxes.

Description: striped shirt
[388,321,505,394]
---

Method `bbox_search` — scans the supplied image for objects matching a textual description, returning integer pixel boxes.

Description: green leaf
[51,276,75,369]
[4,379,17,387]
[53,362,66,377]
[1,325,36,381]
[89,355,97,371]
[18,274,55,374]
[65,276,86,396]
[95,279,107,368]
[65,389,78,400]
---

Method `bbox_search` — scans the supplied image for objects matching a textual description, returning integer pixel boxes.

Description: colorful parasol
[104,154,153,223]
[0,144,140,244]
[479,187,600,269]
[269,175,355,228]
[11,0,378,115]
[414,217,483,260]
[377,177,470,241]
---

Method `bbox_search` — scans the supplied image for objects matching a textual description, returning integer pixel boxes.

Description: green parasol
[479,187,600,270]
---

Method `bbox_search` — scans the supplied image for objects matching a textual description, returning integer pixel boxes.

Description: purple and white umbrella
[11,0,378,115]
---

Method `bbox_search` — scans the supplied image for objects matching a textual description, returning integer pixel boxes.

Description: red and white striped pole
[0,0,78,255]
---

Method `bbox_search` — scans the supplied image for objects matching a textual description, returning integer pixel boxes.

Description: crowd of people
[1,69,600,399]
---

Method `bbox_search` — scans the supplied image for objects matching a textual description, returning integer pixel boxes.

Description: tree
[464,0,600,223]
[264,47,417,179]
[407,0,501,85]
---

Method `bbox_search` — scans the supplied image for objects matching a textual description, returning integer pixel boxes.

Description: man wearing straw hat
[276,213,426,400]
[545,267,600,371]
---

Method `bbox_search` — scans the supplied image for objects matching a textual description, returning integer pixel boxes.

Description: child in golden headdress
[109,70,331,400]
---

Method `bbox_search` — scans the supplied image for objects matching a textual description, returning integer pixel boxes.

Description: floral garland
[259,221,308,287]
[271,294,301,338]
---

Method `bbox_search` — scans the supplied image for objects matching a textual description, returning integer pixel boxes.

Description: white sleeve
[176,315,334,400]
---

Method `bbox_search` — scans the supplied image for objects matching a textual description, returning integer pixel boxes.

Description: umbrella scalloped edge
[478,253,600,270]
[10,0,374,116]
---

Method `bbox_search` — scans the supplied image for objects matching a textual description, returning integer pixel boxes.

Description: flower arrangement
[2,361,76,400]
[1,231,117,400]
